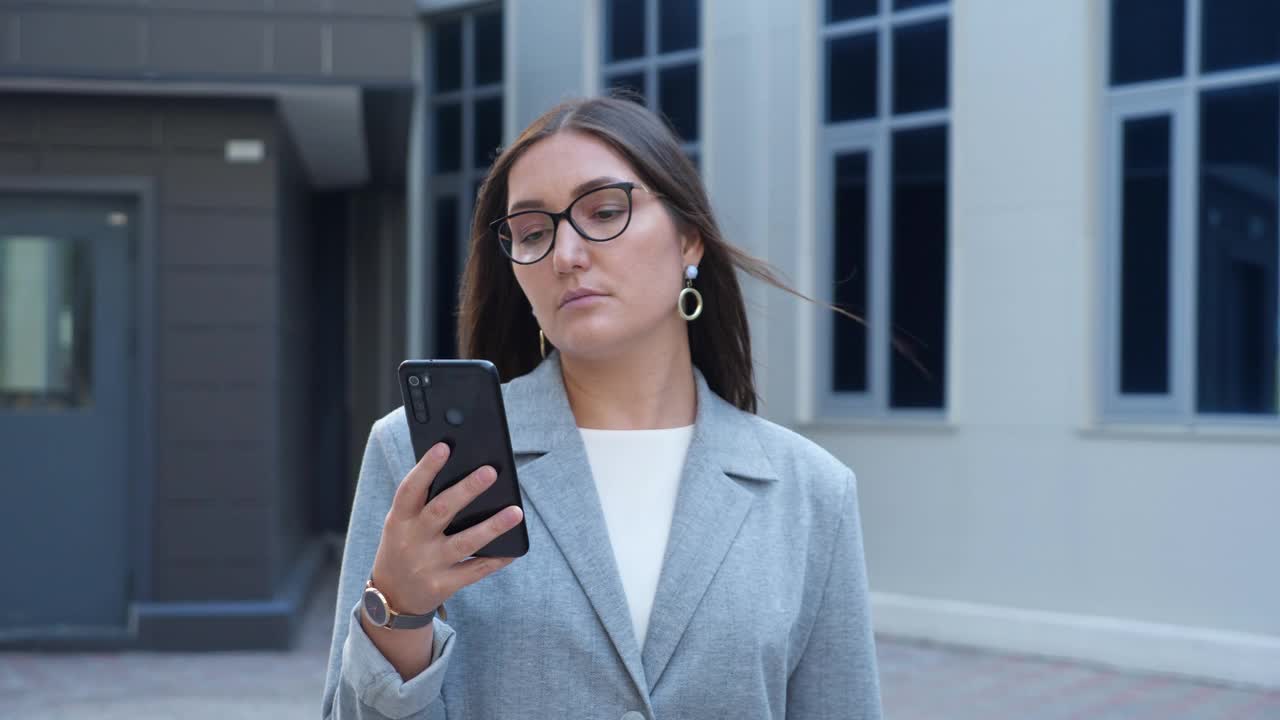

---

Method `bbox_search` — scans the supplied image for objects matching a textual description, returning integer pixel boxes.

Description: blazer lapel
[638,368,779,692]
[500,351,781,699]
[502,353,650,699]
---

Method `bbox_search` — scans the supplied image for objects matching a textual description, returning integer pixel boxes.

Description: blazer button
[621,713,645,720]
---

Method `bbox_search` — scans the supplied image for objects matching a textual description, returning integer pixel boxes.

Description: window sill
[1077,421,1280,445]
[796,417,957,435]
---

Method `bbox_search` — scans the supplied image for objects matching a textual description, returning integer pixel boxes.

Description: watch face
[363,588,389,626]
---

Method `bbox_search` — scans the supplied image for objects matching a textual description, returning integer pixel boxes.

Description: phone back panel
[397,359,529,558]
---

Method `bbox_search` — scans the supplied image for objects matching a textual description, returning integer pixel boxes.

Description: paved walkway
[2,565,1276,719]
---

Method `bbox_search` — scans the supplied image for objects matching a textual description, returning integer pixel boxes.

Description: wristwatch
[362,577,445,629]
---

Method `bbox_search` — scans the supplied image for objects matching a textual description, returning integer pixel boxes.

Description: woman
[322,96,883,719]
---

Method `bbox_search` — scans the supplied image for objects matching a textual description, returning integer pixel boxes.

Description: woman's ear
[681,230,705,268]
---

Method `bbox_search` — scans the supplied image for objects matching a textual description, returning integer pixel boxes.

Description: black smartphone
[397,359,529,558]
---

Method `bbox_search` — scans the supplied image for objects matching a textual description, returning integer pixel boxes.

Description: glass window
[1110,0,1184,85]
[659,63,699,142]
[0,236,92,409]
[473,10,503,86]
[832,153,870,393]
[608,0,646,62]
[434,103,462,173]
[659,0,698,53]
[434,18,462,93]
[893,19,948,114]
[1197,84,1279,415]
[1119,115,1172,395]
[890,125,947,408]
[828,0,877,23]
[474,97,502,169]
[434,197,459,359]
[1202,0,1280,74]
[827,32,878,123]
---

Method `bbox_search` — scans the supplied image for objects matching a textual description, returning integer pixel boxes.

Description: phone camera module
[408,375,420,387]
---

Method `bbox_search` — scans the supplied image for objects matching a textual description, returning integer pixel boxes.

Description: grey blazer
[322,351,883,719]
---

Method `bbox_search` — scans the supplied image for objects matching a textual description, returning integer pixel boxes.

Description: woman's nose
[551,216,591,273]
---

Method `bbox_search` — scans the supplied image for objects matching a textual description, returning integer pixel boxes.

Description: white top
[578,424,694,651]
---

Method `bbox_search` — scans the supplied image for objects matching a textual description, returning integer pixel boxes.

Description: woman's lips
[560,293,606,309]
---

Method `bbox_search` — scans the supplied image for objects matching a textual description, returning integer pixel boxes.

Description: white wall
[802,0,1280,688]
[501,0,1280,689]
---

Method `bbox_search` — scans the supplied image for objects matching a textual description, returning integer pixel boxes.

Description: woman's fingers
[422,464,499,529]
[444,505,524,562]
[389,441,451,521]
[444,555,517,590]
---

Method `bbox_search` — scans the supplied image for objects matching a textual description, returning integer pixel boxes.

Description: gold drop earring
[678,264,703,321]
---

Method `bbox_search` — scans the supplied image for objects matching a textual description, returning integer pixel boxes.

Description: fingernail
[432,442,449,458]
[504,506,522,523]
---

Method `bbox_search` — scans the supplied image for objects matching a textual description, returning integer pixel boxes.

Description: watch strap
[366,577,444,629]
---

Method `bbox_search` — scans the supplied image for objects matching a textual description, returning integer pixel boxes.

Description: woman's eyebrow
[507,175,625,213]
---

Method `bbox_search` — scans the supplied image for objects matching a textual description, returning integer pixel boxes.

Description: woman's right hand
[368,441,525,617]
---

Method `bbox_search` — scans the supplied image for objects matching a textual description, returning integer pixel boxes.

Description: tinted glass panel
[609,0,646,61]
[1110,0,1185,85]
[1197,84,1279,414]
[1119,115,1172,394]
[606,71,648,104]
[890,125,947,408]
[0,236,92,409]
[433,18,462,93]
[894,0,946,8]
[474,97,502,169]
[434,196,459,359]
[832,152,870,393]
[893,19,948,114]
[659,63,699,141]
[1202,0,1280,73]
[827,32,878,123]
[474,10,503,86]
[660,0,699,52]
[828,0,877,23]
[433,103,461,173]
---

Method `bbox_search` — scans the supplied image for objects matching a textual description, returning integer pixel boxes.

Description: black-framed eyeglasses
[489,181,661,265]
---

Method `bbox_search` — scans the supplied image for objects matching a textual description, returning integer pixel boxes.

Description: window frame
[425,5,505,358]
[600,0,703,159]
[815,1,950,420]
[1103,0,1280,426]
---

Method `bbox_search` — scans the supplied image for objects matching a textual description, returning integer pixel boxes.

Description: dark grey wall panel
[163,210,275,267]
[40,148,161,176]
[165,155,276,209]
[0,150,37,173]
[273,22,325,76]
[41,104,157,149]
[149,16,267,76]
[2,4,413,82]
[160,386,273,445]
[153,562,270,601]
[0,14,13,66]
[161,270,276,325]
[152,0,268,10]
[17,12,143,72]
[156,501,273,562]
[159,446,271,502]
[162,327,275,384]
[0,104,36,143]
[334,0,416,16]
[163,105,275,153]
[331,20,414,78]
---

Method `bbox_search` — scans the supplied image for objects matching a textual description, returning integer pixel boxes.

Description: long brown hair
[458,95,879,414]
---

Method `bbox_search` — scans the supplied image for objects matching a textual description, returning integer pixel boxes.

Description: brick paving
[2,564,1277,719]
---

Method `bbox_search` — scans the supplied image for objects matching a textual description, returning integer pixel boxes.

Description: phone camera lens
[408,375,420,387]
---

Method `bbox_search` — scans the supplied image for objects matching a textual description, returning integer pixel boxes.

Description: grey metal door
[0,193,134,638]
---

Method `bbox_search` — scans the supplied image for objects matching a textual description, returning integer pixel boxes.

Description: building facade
[2,0,1276,689]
